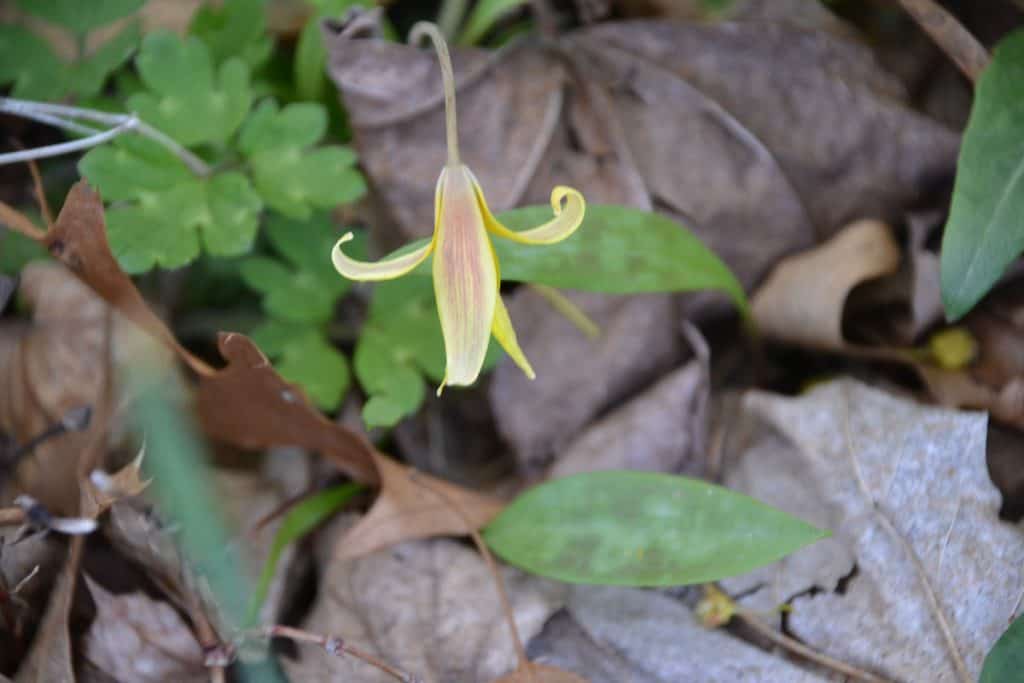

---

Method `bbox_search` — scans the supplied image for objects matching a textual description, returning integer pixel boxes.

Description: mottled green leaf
[239,100,365,218]
[16,0,145,33]
[82,138,261,272]
[190,0,272,68]
[240,213,352,324]
[941,29,1024,320]
[981,613,1024,683]
[493,205,748,318]
[128,32,251,146]
[0,25,66,100]
[485,471,827,586]
[246,483,363,625]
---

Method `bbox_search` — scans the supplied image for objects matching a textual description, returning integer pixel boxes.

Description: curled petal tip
[331,234,433,282]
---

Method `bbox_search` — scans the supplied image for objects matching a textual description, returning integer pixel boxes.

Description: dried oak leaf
[81,576,206,683]
[14,562,74,683]
[196,333,503,557]
[285,525,566,683]
[724,379,1024,681]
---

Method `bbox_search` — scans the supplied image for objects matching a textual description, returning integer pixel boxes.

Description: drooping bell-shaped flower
[331,22,585,392]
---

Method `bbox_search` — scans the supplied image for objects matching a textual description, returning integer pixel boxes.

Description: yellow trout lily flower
[331,22,585,392]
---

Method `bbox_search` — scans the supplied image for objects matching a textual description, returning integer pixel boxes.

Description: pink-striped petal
[331,232,433,282]
[433,165,499,388]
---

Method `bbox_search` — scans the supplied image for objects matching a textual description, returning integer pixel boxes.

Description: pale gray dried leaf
[285,533,567,683]
[489,291,686,473]
[549,324,709,478]
[726,379,1024,681]
[81,576,206,683]
[529,585,827,682]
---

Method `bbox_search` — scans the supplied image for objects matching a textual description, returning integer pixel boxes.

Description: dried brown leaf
[286,531,565,683]
[0,263,115,512]
[337,451,504,560]
[752,219,902,350]
[81,577,206,683]
[196,332,378,484]
[14,556,75,683]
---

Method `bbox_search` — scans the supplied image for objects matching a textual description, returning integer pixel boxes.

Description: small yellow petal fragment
[696,585,736,629]
[928,326,978,370]
[476,175,586,245]
[492,295,535,380]
[331,233,433,282]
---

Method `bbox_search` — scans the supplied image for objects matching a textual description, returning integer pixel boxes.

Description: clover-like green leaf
[71,21,141,99]
[238,100,366,219]
[1,222,48,275]
[353,277,501,428]
[981,613,1024,683]
[16,0,145,33]
[81,137,262,272]
[251,320,350,411]
[128,32,251,147]
[0,25,66,100]
[190,0,273,69]
[239,213,353,324]
[485,471,828,586]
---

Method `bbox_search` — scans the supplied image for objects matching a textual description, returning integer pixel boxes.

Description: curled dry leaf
[81,576,206,683]
[286,527,566,683]
[724,379,1024,681]
[752,219,902,351]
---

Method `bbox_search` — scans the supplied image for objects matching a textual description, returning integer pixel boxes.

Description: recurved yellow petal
[331,232,433,282]
[433,165,499,388]
[476,178,586,245]
[492,295,535,380]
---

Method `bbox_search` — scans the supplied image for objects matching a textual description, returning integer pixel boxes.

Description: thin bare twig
[264,624,418,682]
[896,0,989,83]
[734,606,894,683]
[0,97,212,175]
[26,158,54,227]
[409,472,535,683]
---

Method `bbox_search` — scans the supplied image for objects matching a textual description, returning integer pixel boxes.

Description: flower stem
[409,23,460,166]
